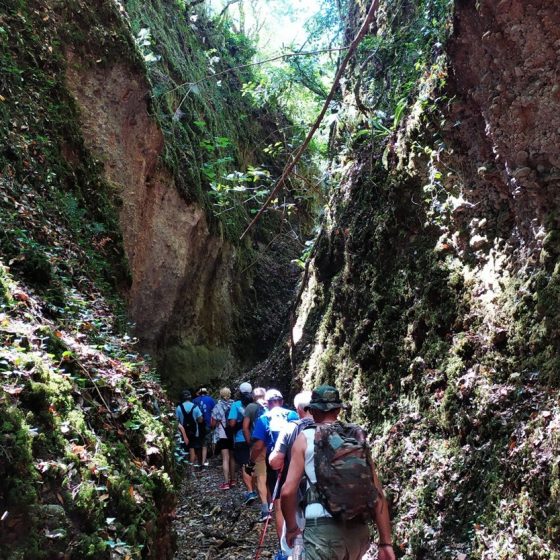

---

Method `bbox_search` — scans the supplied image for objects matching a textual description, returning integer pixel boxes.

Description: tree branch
[239,0,381,240]
[169,46,351,113]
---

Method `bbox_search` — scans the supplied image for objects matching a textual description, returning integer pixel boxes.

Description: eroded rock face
[65,56,236,386]
[448,0,560,255]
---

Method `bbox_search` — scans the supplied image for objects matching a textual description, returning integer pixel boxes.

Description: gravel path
[173,457,279,560]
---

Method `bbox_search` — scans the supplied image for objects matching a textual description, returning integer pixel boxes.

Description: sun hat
[306,385,343,411]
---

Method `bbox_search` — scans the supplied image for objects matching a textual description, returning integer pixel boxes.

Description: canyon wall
[288,0,560,556]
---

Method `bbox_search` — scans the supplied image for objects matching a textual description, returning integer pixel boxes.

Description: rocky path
[173,458,279,560]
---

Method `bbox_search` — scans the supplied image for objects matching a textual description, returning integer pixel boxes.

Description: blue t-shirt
[176,401,203,437]
[252,406,298,453]
[193,395,215,427]
[227,400,247,443]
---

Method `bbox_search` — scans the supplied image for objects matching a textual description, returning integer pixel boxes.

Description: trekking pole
[254,467,283,560]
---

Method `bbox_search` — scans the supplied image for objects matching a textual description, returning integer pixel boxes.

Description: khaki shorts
[254,457,266,476]
[304,519,370,560]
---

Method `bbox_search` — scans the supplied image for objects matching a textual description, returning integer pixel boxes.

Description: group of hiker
[176,383,395,560]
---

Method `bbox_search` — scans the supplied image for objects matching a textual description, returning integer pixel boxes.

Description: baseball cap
[265,389,283,402]
[239,382,252,393]
[307,385,343,411]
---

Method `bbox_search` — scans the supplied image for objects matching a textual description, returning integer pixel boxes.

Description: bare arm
[280,433,306,547]
[370,456,396,560]
[249,439,265,464]
[268,448,285,471]
[178,424,189,446]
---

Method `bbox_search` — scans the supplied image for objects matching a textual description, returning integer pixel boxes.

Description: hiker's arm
[280,434,305,547]
[242,415,252,445]
[178,424,189,446]
[370,458,396,560]
[268,448,284,471]
[249,438,265,464]
[196,410,204,424]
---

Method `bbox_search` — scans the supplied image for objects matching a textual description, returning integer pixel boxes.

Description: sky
[207,0,321,52]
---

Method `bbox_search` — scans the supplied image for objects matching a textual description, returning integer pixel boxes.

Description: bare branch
[239,0,381,240]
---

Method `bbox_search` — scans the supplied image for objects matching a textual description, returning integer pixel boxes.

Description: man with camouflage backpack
[281,385,395,560]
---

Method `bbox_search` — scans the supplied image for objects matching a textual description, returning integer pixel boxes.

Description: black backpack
[179,403,198,439]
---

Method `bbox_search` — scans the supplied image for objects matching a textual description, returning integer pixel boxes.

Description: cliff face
[288,0,560,556]
[64,55,239,389]
[58,0,303,395]
[0,0,302,556]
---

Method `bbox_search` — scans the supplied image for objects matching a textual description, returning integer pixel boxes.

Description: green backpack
[306,421,378,522]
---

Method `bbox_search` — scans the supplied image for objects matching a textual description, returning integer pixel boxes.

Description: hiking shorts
[185,434,203,451]
[303,518,370,560]
[254,457,266,477]
[203,429,213,447]
[215,438,233,453]
[233,442,251,466]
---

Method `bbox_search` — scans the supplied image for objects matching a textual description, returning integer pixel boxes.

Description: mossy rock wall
[289,0,560,557]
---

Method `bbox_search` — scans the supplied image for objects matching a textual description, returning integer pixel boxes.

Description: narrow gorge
[1,0,559,558]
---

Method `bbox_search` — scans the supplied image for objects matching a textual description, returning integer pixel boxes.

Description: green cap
[307,385,343,411]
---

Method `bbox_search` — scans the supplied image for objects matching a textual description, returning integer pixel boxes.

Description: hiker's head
[180,389,192,402]
[198,387,208,395]
[239,382,253,404]
[219,387,231,400]
[265,388,283,408]
[252,387,266,403]
[307,385,343,421]
[293,390,313,418]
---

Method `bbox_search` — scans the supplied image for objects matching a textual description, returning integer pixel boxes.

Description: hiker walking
[249,389,298,541]
[210,387,235,489]
[193,387,215,466]
[280,385,395,560]
[243,387,269,521]
[228,382,257,503]
[176,390,204,467]
[269,391,313,556]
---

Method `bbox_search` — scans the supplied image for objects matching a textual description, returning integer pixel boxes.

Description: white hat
[265,389,283,402]
[239,382,252,393]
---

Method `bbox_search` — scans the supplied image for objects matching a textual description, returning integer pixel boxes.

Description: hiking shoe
[203,461,209,467]
[243,491,258,505]
[273,551,288,560]
[229,480,236,487]
[219,482,230,490]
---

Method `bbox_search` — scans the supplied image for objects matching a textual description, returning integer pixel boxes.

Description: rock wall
[287,0,560,556]
[65,57,238,390]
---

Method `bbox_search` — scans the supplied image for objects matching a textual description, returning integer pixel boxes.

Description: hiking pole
[254,467,283,560]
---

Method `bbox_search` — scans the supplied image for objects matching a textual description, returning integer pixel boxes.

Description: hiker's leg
[201,445,207,465]
[304,523,346,560]
[189,447,196,464]
[234,443,253,492]
[255,458,268,508]
[221,448,230,483]
[344,522,370,560]
[229,452,236,484]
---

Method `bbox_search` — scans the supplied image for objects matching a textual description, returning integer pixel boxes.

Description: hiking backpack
[179,403,198,439]
[307,421,378,522]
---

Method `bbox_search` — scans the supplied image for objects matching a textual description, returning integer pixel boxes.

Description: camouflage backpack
[307,421,378,522]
